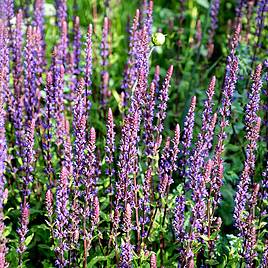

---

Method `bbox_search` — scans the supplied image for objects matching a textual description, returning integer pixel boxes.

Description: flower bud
[152,32,165,46]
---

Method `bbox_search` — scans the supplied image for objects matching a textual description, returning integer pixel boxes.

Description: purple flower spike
[92,196,100,225]
[33,0,44,40]
[55,65,65,146]
[17,202,30,262]
[73,78,86,185]
[100,17,110,105]
[245,64,262,137]
[59,20,68,66]
[152,65,160,93]
[207,0,220,57]
[156,65,174,134]
[261,161,268,215]
[83,127,97,219]
[105,108,115,194]
[12,10,23,98]
[141,168,152,237]
[55,166,69,267]
[45,189,53,219]
[24,26,39,121]
[262,239,268,267]
[181,96,196,156]
[123,203,132,235]
[73,16,81,75]
[119,240,134,268]
[144,82,156,157]
[159,124,180,196]
[150,252,157,268]
[255,0,268,48]
[121,9,140,98]
[0,94,7,207]
[234,65,262,233]
[234,118,261,232]
[230,23,241,55]
[22,119,35,193]
[173,195,186,243]
[0,92,7,268]
[12,11,24,155]
[85,24,93,109]
[43,72,54,183]
[56,0,67,30]
[0,24,11,114]
[145,1,153,37]
[188,77,216,190]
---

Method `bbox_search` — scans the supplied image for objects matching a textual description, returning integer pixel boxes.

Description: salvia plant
[0,0,267,267]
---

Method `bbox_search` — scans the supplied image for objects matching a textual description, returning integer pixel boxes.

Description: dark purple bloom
[255,0,268,47]
[158,125,180,196]
[152,65,160,93]
[173,196,185,243]
[207,0,220,57]
[119,240,133,268]
[73,16,81,75]
[261,161,268,215]
[235,0,246,24]
[262,239,268,267]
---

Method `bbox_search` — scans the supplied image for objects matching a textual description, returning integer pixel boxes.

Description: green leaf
[196,0,209,9]
[87,251,115,266]
[25,233,34,246]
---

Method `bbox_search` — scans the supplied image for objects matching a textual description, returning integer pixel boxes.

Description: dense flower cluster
[0,1,267,267]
